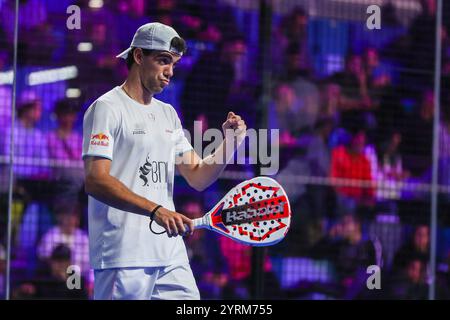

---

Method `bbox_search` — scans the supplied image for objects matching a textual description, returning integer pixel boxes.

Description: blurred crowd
[0,0,450,299]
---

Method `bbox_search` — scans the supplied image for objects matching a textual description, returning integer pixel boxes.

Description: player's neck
[122,75,153,105]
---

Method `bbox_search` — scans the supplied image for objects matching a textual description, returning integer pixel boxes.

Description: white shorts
[93,263,200,300]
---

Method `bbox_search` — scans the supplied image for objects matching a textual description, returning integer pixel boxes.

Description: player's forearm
[85,174,158,216]
[190,137,238,191]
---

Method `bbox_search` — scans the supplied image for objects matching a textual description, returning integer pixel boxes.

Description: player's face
[139,50,181,94]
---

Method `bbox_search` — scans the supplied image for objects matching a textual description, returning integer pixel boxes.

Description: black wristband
[150,205,162,221]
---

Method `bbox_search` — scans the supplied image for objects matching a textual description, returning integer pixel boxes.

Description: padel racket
[190,176,291,246]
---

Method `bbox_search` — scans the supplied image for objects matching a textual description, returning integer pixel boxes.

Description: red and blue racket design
[191,176,291,246]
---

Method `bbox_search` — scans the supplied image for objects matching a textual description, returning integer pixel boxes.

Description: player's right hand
[152,206,194,237]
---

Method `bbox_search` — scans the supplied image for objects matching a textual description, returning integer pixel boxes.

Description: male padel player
[82,23,246,300]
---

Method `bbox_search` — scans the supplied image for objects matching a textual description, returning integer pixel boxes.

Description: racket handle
[184,215,210,232]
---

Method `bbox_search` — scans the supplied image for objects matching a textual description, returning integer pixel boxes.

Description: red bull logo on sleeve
[90,132,110,147]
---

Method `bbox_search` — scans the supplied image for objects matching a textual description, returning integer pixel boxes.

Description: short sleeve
[82,100,118,161]
[172,111,193,157]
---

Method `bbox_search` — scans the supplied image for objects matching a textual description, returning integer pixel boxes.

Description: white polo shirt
[82,86,193,269]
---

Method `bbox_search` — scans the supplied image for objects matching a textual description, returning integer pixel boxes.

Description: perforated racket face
[206,177,291,246]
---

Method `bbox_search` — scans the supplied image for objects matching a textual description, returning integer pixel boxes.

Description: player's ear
[134,48,143,66]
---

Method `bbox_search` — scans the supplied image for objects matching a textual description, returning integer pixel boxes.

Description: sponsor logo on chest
[139,153,169,186]
[132,128,146,135]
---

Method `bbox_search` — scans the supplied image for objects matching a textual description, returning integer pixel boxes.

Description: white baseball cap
[116,22,184,59]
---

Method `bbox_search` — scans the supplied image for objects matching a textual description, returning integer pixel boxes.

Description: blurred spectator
[304,117,337,216]
[177,1,220,42]
[310,214,378,299]
[401,89,434,177]
[439,92,450,201]
[1,0,58,65]
[180,199,229,299]
[436,250,450,299]
[47,98,84,203]
[387,258,428,299]
[13,200,53,275]
[392,224,430,275]
[443,25,450,75]
[363,47,390,88]
[374,132,410,200]
[0,22,10,58]
[1,92,51,194]
[373,83,406,147]
[0,243,5,299]
[380,1,401,27]
[275,43,320,134]
[218,236,282,299]
[0,0,47,42]
[160,0,238,43]
[363,47,391,110]
[283,116,337,255]
[331,54,371,111]
[406,0,437,87]
[68,15,120,101]
[0,49,11,130]
[319,80,341,120]
[181,35,256,133]
[48,98,82,160]
[330,54,376,133]
[331,129,375,216]
[268,83,300,147]
[115,0,149,52]
[307,117,336,181]
[273,91,336,254]
[270,81,315,214]
[86,19,120,69]
[13,244,88,299]
[147,0,179,28]
[117,0,146,18]
[368,213,403,273]
[387,222,450,299]
[0,47,8,70]
[273,7,311,78]
[36,202,91,291]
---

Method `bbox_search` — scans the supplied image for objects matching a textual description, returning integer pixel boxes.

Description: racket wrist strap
[150,205,163,221]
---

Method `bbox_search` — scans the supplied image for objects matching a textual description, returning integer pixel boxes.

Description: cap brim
[116,47,132,59]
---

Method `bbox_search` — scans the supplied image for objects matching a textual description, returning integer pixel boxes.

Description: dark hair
[170,37,187,55]
[53,200,80,216]
[125,37,187,70]
[54,98,79,116]
[281,6,308,36]
[17,101,39,119]
[51,244,72,261]
[126,47,153,70]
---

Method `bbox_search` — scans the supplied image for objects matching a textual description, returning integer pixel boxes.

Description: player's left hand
[222,111,247,145]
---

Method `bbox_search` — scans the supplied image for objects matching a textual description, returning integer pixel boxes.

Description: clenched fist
[222,111,247,145]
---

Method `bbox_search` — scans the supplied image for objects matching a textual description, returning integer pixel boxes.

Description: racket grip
[184,215,210,233]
